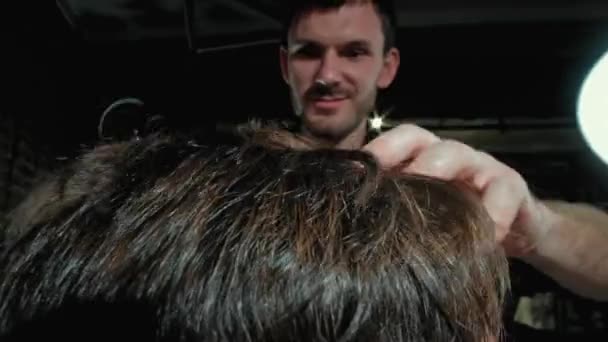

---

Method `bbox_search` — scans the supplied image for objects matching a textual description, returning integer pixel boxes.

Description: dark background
[5,1,608,142]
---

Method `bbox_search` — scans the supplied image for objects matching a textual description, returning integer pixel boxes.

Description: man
[279,0,608,301]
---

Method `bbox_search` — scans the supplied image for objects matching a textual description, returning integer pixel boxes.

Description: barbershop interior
[2,1,608,341]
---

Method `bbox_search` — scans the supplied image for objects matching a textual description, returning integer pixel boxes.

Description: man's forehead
[289,3,384,47]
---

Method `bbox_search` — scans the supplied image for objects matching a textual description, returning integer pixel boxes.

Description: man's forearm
[521,200,608,301]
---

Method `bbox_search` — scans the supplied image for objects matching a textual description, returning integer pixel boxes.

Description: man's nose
[316,51,341,84]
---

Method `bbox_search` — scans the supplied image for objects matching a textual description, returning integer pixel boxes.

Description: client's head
[0,123,509,342]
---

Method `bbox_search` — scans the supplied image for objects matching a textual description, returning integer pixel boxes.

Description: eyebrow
[344,40,372,50]
[289,39,372,52]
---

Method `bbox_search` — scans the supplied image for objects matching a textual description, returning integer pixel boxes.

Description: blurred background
[2,1,608,339]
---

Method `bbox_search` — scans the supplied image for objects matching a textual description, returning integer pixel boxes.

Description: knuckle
[504,167,525,186]
[441,139,473,153]
[478,151,496,162]
[497,175,519,195]
[427,158,449,172]
[394,123,419,135]
[395,123,418,130]
[396,123,439,141]
[476,151,496,168]
[492,173,527,205]
[434,141,479,167]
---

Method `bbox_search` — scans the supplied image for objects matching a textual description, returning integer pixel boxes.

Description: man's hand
[362,124,553,257]
[363,123,608,300]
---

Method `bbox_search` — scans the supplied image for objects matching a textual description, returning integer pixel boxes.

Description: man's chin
[302,115,358,141]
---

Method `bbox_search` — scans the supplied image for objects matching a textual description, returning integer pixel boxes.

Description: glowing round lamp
[577,50,608,165]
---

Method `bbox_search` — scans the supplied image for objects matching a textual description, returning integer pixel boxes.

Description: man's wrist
[518,200,564,264]
[516,200,608,300]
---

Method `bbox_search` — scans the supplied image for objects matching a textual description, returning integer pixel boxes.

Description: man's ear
[377,47,400,89]
[279,46,290,84]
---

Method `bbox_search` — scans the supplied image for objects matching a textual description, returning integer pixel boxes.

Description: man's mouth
[311,97,347,111]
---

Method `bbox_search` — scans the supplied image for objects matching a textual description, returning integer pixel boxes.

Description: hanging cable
[183,0,196,51]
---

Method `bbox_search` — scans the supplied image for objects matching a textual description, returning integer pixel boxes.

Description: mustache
[305,81,349,100]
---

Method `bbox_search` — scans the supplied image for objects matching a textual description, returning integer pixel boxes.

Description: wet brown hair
[0,122,508,341]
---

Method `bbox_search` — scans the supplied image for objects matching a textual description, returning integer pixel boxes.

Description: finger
[469,152,506,190]
[362,124,440,169]
[481,173,527,242]
[404,140,486,181]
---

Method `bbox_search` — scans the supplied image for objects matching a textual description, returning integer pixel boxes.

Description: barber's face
[280,3,399,141]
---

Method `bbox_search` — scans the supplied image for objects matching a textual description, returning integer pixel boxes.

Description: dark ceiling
[53,0,608,41]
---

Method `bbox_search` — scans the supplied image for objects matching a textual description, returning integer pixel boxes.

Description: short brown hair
[281,0,398,53]
[0,123,508,341]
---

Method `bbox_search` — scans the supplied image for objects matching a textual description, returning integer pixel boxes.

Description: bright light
[577,50,608,165]
[370,116,384,130]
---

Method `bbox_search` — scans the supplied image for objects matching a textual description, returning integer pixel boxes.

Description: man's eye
[343,48,368,58]
[294,45,322,58]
